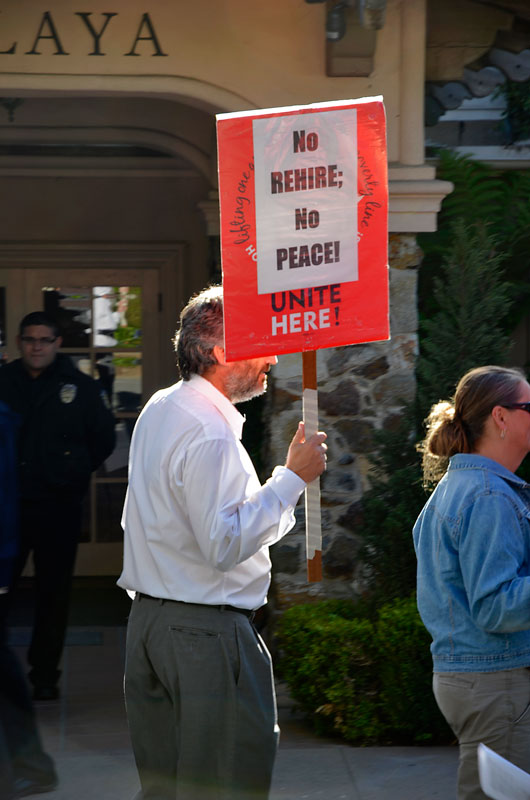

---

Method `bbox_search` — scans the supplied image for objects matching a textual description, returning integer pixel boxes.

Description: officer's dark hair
[19,312,61,339]
[173,286,224,381]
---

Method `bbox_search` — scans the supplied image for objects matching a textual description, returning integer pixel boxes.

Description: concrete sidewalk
[11,625,459,799]
[274,682,458,800]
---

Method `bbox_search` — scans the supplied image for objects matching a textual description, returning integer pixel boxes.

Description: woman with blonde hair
[414,365,530,800]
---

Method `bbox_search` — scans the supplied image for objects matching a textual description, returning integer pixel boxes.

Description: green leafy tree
[356,413,425,603]
[356,220,515,604]
[417,220,513,417]
[496,79,530,144]
[418,150,530,330]
[277,153,526,746]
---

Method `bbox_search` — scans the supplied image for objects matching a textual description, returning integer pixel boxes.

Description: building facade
[0,0,525,599]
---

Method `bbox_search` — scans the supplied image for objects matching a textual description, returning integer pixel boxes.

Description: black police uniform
[0,354,115,695]
[0,401,57,798]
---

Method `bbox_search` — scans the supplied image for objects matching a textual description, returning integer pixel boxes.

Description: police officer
[0,312,115,701]
[0,400,57,798]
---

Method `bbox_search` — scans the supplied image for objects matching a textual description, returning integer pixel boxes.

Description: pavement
[8,582,459,799]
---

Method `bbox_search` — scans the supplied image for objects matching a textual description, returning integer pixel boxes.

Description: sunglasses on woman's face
[503,402,530,414]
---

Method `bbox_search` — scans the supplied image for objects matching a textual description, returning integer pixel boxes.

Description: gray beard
[226,374,268,404]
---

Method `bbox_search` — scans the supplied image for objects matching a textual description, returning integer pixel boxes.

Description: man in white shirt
[118,285,327,800]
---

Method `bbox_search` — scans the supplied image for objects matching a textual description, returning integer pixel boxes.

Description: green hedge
[276,595,452,745]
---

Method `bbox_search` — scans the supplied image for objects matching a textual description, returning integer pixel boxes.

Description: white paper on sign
[253,108,358,296]
[478,743,530,800]
[303,387,321,559]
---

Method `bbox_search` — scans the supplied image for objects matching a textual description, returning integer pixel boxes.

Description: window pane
[98,419,136,478]
[73,352,141,413]
[43,287,91,347]
[94,286,142,349]
[96,483,127,542]
[69,352,94,378]
[95,353,114,404]
[113,352,142,413]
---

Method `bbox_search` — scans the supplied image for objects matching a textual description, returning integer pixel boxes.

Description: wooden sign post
[302,350,322,581]
[216,97,389,582]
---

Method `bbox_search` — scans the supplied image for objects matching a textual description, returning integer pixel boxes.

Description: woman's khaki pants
[434,668,530,800]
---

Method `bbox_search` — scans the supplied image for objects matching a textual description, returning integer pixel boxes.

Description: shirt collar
[186,374,245,440]
[448,453,530,488]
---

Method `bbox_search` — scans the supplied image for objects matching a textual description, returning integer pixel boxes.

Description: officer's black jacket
[0,354,115,501]
[0,401,19,586]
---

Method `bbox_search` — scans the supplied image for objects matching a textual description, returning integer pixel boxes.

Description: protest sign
[478,743,530,800]
[217,97,389,580]
[217,96,388,361]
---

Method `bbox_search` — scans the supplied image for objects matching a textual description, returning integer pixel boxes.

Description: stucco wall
[0,0,427,166]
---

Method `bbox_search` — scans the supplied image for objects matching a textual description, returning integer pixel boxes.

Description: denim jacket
[413,454,530,673]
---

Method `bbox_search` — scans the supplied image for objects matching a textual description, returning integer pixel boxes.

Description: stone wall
[268,233,422,608]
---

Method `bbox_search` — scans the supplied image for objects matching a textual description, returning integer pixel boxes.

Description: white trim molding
[389,163,453,233]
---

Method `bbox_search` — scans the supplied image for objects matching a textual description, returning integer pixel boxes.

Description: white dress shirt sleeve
[177,437,305,572]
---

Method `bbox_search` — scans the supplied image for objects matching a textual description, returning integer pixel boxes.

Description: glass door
[25,268,160,575]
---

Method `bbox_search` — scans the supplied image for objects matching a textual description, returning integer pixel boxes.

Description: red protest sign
[217,97,389,361]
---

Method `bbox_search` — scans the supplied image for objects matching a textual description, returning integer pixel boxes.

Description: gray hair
[173,285,224,380]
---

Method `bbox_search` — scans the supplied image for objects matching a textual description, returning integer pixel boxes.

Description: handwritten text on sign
[253,109,358,296]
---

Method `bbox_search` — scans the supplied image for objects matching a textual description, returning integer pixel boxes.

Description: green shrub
[276,595,452,746]
[375,598,450,743]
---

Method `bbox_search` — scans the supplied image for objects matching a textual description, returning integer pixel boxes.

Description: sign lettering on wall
[0,11,167,56]
[216,97,389,361]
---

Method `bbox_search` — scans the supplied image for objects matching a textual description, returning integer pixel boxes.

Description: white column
[400,0,426,166]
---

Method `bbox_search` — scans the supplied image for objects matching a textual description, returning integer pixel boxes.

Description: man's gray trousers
[124,593,279,799]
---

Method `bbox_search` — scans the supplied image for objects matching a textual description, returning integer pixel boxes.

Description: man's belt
[136,592,255,619]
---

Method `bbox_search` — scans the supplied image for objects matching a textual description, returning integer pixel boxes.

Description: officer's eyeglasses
[20,336,57,346]
[503,402,530,414]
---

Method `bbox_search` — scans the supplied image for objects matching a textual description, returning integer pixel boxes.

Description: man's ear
[212,345,227,366]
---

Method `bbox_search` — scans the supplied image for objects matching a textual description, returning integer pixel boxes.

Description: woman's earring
[501,428,506,440]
